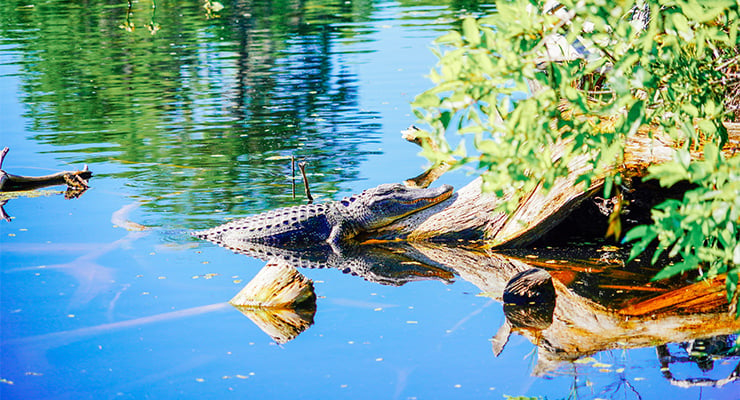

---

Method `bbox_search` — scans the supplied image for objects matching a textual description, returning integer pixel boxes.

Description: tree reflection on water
[2,0,387,219]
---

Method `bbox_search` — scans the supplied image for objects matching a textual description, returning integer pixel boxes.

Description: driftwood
[230,260,317,344]
[401,126,455,189]
[367,123,740,247]
[0,147,92,193]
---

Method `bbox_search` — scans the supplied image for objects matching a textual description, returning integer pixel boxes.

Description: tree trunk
[367,123,740,247]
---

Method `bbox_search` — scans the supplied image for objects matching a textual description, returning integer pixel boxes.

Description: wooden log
[368,123,740,247]
[230,259,316,308]
[230,259,317,344]
[503,268,556,306]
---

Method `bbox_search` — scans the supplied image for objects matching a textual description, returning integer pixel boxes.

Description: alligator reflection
[220,240,456,287]
[230,241,740,386]
[223,241,454,343]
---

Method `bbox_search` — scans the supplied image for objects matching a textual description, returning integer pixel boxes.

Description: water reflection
[1,0,497,225]
[203,239,456,286]
[220,241,740,392]
[3,0,386,220]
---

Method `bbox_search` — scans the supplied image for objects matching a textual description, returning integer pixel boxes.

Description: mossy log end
[367,123,740,247]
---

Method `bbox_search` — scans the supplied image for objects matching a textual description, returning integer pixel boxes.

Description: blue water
[1,1,738,399]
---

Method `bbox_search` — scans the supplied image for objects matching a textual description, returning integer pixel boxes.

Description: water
[1,1,738,399]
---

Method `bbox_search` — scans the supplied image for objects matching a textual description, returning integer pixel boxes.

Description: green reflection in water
[1,0,496,226]
[1,0,386,221]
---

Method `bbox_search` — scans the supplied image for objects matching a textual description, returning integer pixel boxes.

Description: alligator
[192,183,453,249]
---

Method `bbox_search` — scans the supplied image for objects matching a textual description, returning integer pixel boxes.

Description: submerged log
[503,268,556,306]
[230,260,317,344]
[368,123,740,247]
[0,147,92,192]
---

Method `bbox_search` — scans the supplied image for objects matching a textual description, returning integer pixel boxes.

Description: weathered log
[0,147,92,192]
[493,268,558,356]
[503,268,556,306]
[230,260,317,344]
[368,123,740,247]
[230,260,316,308]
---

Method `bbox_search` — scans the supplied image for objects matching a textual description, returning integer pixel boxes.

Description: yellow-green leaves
[462,17,481,47]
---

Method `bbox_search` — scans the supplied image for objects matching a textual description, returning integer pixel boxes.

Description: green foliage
[414,0,738,197]
[413,1,739,308]
[623,145,740,312]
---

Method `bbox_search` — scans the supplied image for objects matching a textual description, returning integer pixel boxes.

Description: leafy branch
[412,0,739,310]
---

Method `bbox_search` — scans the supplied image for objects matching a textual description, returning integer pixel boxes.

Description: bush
[412,0,739,311]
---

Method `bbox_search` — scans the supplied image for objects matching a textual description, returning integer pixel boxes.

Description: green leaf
[652,254,701,281]
[462,18,480,47]
[414,92,440,108]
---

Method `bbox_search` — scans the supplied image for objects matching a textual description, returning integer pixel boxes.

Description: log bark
[230,259,316,308]
[368,123,740,247]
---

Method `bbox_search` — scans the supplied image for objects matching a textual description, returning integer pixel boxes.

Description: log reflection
[230,261,317,344]
[224,239,739,377]
[406,243,740,376]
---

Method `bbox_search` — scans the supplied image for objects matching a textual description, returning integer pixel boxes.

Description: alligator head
[340,183,454,231]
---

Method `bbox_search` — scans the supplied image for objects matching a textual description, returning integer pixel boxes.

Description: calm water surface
[1,1,738,399]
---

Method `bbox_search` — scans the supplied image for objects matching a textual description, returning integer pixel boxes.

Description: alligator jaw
[396,186,453,206]
[358,184,454,229]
